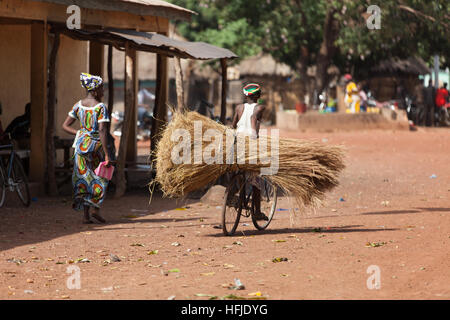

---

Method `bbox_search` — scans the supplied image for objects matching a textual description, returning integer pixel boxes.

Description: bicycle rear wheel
[252,178,278,230]
[12,156,30,207]
[0,167,6,208]
[222,173,245,236]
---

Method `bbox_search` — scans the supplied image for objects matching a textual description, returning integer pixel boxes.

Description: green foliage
[169,0,264,65]
[168,0,449,76]
[337,0,449,73]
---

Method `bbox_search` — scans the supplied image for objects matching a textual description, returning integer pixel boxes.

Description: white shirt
[236,103,257,136]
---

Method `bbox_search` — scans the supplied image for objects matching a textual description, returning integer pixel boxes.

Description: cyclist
[231,83,268,221]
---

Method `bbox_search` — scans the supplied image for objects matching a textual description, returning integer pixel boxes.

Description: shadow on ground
[205,224,399,237]
[361,207,450,215]
[0,188,191,252]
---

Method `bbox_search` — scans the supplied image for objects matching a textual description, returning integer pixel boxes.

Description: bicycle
[222,171,278,236]
[0,141,31,207]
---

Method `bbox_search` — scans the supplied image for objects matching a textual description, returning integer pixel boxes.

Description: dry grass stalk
[154,111,345,209]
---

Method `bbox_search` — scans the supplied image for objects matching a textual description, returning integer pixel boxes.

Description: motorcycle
[366,91,378,108]
[403,95,425,125]
[438,102,450,126]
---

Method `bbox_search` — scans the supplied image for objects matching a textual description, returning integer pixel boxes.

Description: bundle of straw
[154,111,345,209]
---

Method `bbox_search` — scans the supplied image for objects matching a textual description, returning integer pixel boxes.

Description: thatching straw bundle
[154,111,345,209]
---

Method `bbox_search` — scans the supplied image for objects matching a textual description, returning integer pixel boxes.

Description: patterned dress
[68,101,110,210]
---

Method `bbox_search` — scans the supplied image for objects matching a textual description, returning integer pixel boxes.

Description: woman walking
[62,73,112,224]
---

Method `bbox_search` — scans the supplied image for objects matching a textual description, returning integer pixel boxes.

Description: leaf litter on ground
[272,257,288,263]
[365,241,387,248]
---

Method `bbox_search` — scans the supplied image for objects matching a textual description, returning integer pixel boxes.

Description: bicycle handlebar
[0,144,14,151]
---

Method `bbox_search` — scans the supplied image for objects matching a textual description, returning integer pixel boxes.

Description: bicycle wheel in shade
[252,178,278,230]
[0,166,6,208]
[12,156,30,207]
[222,174,245,236]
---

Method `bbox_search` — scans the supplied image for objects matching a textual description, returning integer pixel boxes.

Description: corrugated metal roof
[109,28,238,60]
[58,27,238,60]
[30,0,195,21]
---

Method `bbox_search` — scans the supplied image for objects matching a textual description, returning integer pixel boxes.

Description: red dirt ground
[0,127,449,300]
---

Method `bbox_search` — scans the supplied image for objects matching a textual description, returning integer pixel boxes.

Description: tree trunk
[296,46,313,108]
[174,56,185,111]
[220,58,228,124]
[46,31,59,196]
[315,8,340,95]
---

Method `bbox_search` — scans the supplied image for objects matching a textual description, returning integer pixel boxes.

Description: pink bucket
[94,161,115,180]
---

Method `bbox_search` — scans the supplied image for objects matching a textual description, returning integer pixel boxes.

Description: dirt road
[0,127,449,300]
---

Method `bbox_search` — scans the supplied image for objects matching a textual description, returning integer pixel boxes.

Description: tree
[169,0,449,105]
[336,0,449,78]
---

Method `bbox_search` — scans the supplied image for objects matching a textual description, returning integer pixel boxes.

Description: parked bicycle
[222,171,278,236]
[0,139,30,207]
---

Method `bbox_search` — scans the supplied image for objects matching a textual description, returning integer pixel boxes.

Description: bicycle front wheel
[252,178,278,230]
[222,174,245,236]
[12,156,30,207]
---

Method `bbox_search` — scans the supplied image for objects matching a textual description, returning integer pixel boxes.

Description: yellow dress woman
[344,74,360,113]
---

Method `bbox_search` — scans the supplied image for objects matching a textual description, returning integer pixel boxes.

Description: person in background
[3,102,31,145]
[435,82,449,108]
[344,74,360,113]
[394,82,407,110]
[62,73,113,224]
[137,88,155,134]
[423,79,436,126]
[413,80,425,126]
[0,102,31,174]
[137,88,155,107]
[359,84,368,112]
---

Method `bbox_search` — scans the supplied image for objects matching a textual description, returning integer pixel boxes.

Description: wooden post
[220,58,228,124]
[336,84,346,113]
[107,45,114,119]
[45,31,60,196]
[115,43,137,198]
[89,41,104,78]
[126,51,138,164]
[150,53,168,161]
[174,56,185,111]
[106,44,114,156]
[208,79,215,105]
[30,21,48,184]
